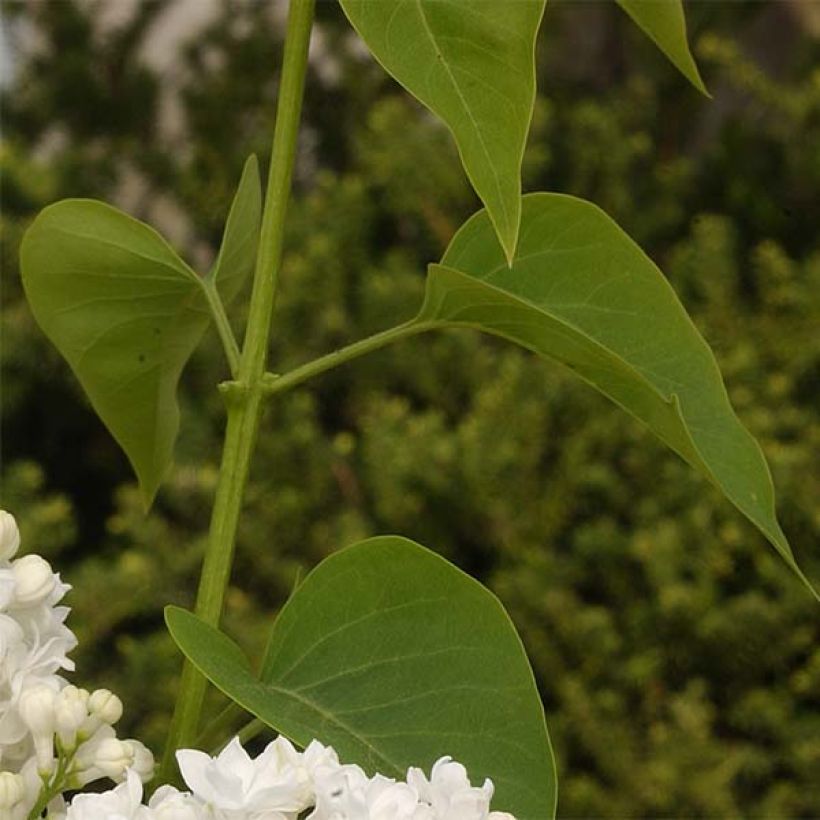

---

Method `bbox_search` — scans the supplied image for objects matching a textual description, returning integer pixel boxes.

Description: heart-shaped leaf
[20,156,261,506]
[415,193,815,599]
[339,0,545,264]
[616,0,707,94]
[166,536,556,819]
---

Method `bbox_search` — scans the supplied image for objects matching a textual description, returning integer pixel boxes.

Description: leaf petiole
[202,281,241,377]
[261,320,436,397]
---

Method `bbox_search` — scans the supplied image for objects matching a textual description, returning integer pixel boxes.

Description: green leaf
[616,0,708,95]
[209,154,262,301]
[416,193,816,600]
[166,536,556,819]
[339,0,545,264]
[20,156,260,506]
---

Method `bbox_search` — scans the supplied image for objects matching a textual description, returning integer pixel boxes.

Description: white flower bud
[12,554,57,606]
[55,685,89,749]
[123,739,155,783]
[71,725,114,779]
[0,771,25,809]
[18,683,57,772]
[88,688,123,726]
[90,737,134,780]
[0,510,21,562]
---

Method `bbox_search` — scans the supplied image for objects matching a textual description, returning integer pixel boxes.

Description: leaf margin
[413,192,817,601]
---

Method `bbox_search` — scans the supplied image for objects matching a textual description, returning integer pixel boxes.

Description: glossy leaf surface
[20,156,260,505]
[616,0,707,94]
[166,536,556,819]
[339,0,545,263]
[416,193,815,598]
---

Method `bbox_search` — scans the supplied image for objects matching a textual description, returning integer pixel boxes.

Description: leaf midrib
[413,0,509,229]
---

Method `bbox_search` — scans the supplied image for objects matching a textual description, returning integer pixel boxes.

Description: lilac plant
[9,1,817,818]
[1,511,513,818]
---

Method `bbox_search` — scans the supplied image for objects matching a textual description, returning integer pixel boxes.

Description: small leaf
[20,159,260,506]
[339,0,545,263]
[208,154,262,302]
[166,536,556,819]
[416,193,816,599]
[616,0,708,95]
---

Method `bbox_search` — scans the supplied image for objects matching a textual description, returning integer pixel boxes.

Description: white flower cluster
[63,736,515,820]
[1,510,515,820]
[0,511,153,819]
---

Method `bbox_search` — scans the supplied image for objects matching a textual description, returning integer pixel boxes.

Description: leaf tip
[139,486,157,516]
[136,460,169,515]
[164,604,187,628]
[782,553,820,605]
[690,67,710,98]
[492,212,520,269]
[243,152,260,181]
[502,243,516,269]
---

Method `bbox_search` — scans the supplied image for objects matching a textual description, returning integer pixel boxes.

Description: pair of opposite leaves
[18,3,817,819]
[19,0,711,515]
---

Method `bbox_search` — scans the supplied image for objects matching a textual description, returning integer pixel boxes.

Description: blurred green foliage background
[2,1,820,816]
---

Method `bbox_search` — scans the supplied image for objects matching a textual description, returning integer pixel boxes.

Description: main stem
[161,0,315,781]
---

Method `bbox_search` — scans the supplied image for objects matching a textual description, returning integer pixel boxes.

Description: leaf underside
[416,193,815,599]
[166,536,556,819]
[20,156,260,506]
[339,0,545,263]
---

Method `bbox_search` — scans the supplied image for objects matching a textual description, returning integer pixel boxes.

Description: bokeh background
[2,0,820,816]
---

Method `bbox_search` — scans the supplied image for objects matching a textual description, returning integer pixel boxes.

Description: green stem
[160,0,316,783]
[204,717,265,756]
[237,718,265,747]
[194,701,244,751]
[262,320,436,396]
[203,281,241,377]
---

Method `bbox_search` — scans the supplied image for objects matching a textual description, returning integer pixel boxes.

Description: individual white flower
[309,762,370,819]
[11,554,58,607]
[56,685,90,748]
[149,785,207,820]
[123,739,156,783]
[92,737,135,780]
[87,688,123,729]
[70,725,127,787]
[65,768,152,820]
[365,775,431,820]
[18,682,58,772]
[0,510,21,562]
[177,735,312,817]
[406,757,495,820]
[301,739,340,784]
[0,566,16,610]
[311,767,436,820]
[0,771,25,810]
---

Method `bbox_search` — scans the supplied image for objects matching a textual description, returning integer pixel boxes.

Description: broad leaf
[616,0,707,94]
[20,156,261,506]
[415,193,816,599]
[166,536,556,819]
[339,0,544,264]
